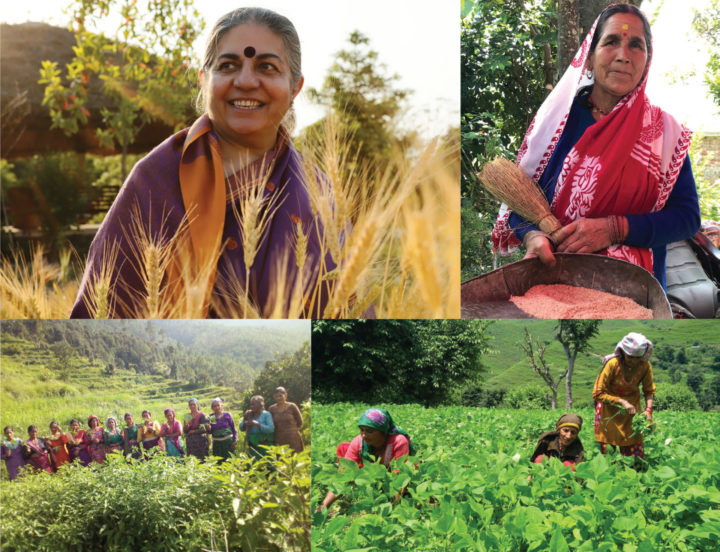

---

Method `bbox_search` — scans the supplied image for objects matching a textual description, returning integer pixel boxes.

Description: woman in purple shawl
[22,425,53,474]
[71,7,335,319]
[2,426,27,480]
[209,398,238,461]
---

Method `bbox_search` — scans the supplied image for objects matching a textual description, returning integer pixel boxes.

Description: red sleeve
[344,435,364,463]
[390,434,410,460]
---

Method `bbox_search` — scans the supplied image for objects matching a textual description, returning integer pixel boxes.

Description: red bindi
[244,46,256,58]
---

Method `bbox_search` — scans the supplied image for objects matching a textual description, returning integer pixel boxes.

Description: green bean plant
[312,403,720,552]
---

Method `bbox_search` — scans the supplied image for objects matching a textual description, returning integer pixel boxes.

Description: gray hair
[197,7,302,130]
[250,395,265,406]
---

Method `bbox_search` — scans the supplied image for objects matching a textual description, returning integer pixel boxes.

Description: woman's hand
[230,441,237,451]
[619,400,636,415]
[523,232,556,267]
[554,217,613,254]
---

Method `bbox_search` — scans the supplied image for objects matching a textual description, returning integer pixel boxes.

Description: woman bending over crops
[268,387,304,453]
[319,408,415,510]
[122,413,142,460]
[2,426,27,480]
[184,399,211,461]
[160,408,184,457]
[23,425,53,474]
[530,413,585,470]
[492,4,699,290]
[67,419,91,466]
[593,332,655,460]
[139,410,165,456]
[87,415,107,465]
[209,398,237,461]
[71,7,335,319]
[240,395,274,459]
[46,421,70,469]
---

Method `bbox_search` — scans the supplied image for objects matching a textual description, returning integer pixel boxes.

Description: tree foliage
[556,320,601,409]
[311,320,491,406]
[461,0,556,275]
[303,31,411,175]
[693,0,720,111]
[38,0,203,179]
[247,342,311,407]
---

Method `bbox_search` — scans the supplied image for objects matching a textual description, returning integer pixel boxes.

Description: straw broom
[478,157,562,238]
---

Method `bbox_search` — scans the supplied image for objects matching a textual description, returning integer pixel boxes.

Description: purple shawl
[71,120,335,318]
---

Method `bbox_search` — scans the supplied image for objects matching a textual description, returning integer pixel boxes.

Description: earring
[585,69,594,79]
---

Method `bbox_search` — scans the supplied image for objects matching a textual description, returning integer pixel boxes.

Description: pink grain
[510,284,653,319]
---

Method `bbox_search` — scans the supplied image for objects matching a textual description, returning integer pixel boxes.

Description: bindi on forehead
[244,46,256,58]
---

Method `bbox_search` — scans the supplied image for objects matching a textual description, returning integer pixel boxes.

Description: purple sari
[71,119,336,319]
[2,438,27,480]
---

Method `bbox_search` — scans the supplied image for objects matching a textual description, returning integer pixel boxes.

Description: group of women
[2,388,304,481]
[321,331,656,509]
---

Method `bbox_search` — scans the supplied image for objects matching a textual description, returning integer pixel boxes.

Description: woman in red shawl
[494,4,699,290]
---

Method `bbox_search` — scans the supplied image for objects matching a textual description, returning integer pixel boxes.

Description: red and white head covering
[493,4,692,273]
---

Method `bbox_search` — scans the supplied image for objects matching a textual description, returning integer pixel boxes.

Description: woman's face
[4,427,14,440]
[89,418,98,429]
[70,421,79,432]
[623,353,643,369]
[28,427,38,440]
[125,415,134,427]
[189,401,198,414]
[359,425,387,451]
[250,399,263,415]
[165,411,174,423]
[201,23,303,151]
[50,422,60,433]
[558,426,579,448]
[107,419,116,431]
[273,392,286,404]
[212,402,223,416]
[587,13,648,102]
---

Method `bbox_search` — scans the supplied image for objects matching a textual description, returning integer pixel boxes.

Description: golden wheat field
[1,120,460,319]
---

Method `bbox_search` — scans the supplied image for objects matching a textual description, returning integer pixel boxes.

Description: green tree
[311,320,491,406]
[461,0,556,274]
[38,0,203,180]
[303,31,411,175]
[693,0,720,111]
[686,371,704,395]
[50,341,77,380]
[249,342,311,406]
[556,320,601,408]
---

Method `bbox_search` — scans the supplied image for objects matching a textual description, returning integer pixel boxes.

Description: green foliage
[693,0,720,111]
[303,31,412,174]
[312,403,720,551]
[689,134,720,221]
[473,320,720,410]
[312,320,492,406]
[0,449,309,552]
[1,152,101,234]
[654,384,700,411]
[461,0,556,274]
[247,342,311,407]
[38,0,203,179]
[505,384,552,410]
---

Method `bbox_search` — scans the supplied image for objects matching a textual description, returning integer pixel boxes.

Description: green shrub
[654,383,700,411]
[504,384,552,410]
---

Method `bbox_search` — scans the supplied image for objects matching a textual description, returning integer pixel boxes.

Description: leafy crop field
[1,448,309,552]
[312,403,720,552]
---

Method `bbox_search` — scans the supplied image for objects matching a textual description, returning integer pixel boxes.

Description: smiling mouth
[230,100,263,109]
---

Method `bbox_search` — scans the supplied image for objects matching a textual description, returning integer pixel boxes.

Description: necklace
[587,98,610,116]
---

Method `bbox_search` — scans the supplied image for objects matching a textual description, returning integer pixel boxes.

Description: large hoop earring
[585,69,594,79]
